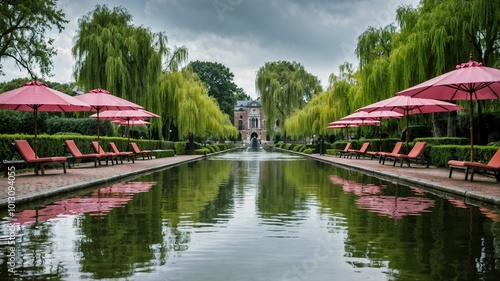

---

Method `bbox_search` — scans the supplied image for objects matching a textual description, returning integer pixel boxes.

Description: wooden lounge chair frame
[349,142,370,159]
[335,142,352,158]
[91,141,119,165]
[130,142,152,160]
[449,147,500,182]
[13,140,67,175]
[64,140,103,168]
[109,142,135,163]
[389,142,429,168]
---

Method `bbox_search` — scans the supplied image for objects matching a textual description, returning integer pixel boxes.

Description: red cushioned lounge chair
[349,142,371,159]
[389,141,429,168]
[449,147,500,182]
[379,142,403,164]
[64,140,103,167]
[14,140,67,175]
[109,142,134,163]
[130,142,152,160]
[335,142,352,158]
[91,141,119,165]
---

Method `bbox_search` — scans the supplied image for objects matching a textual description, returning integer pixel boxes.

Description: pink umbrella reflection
[328,175,383,196]
[355,195,436,221]
[12,182,156,225]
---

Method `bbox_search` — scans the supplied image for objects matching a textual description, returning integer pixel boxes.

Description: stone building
[233,100,270,143]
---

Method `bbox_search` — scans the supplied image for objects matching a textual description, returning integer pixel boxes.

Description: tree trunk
[188,132,195,154]
[447,111,457,137]
[431,113,443,137]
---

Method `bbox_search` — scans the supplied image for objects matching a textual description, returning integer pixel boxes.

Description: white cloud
[0,0,419,99]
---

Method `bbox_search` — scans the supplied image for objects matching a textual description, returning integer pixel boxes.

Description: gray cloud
[1,0,419,98]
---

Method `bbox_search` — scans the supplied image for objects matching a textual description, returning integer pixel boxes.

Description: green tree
[285,63,357,139]
[0,0,68,78]
[158,67,238,143]
[72,4,188,139]
[189,61,239,118]
[255,61,322,141]
[389,0,500,142]
[234,87,251,101]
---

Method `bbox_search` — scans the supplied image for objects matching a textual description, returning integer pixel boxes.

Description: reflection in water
[12,182,156,225]
[0,150,499,281]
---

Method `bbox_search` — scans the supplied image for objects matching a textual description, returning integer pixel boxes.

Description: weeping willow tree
[255,61,322,141]
[158,67,238,141]
[391,0,500,141]
[72,4,188,138]
[285,62,358,139]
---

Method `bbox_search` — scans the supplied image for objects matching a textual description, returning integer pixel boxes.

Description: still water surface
[1,150,500,280]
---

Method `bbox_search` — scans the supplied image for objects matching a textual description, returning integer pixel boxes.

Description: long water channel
[1,150,500,280]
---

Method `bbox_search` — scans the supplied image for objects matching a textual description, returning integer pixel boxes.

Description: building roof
[234,100,261,111]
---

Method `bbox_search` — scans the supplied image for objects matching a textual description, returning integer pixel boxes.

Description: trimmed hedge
[195,148,210,155]
[0,134,174,160]
[174,141,187,155]
[431,145,499,167]
[152,149,175,158]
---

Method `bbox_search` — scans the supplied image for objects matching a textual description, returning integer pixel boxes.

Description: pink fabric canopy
[0,81,92,154]
[396,55,500,161]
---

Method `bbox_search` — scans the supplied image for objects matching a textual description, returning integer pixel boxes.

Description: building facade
[233,100,270,143]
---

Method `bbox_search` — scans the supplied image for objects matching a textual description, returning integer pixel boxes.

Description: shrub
[152,149,175,158]
[195,148,210,155]
[174,141,187,155]
[303,148,314,154]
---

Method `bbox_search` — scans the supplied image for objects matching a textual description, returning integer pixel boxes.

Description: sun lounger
[109,142,134,163]
[335,142,352,158]
[14,140,67,175]
[388,141,429,167]
[91,141,120,165]
[64,140,103,167]
[449,147,500,182]
[379,142,403,164]
[348,142,370,159]
[130,142,152,160]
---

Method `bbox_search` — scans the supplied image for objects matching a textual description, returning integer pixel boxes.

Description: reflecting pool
[1,150,500,280]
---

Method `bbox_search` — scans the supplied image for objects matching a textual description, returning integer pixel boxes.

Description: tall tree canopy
[189,61,239,118]
[158,68,238,141]
[285,62,358,139]
[255,61,322,140]
[72,4,187,138]
[0,0,68,79]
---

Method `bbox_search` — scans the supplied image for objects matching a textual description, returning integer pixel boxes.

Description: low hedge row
[152,149,175,158]
[279,137,498,167]
[0,134,174,160]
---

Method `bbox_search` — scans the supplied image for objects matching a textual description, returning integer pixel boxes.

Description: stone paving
[1,151,499,208]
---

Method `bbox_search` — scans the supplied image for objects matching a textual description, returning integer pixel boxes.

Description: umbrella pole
[405,111,409,154]
[34,107,38,156]
[378,118,382,151]
[127,119,130,144]
[97,111,100,141]
[469,96,474,161]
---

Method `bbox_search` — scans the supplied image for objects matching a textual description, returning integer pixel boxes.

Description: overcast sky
[1,0,419,99]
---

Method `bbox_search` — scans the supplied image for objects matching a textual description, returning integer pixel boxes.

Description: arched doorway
[250,132,258,139]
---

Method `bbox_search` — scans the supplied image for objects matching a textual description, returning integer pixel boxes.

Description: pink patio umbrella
[74,88,143,141]
[328,119,380,140]
[0,81,92,155]
[339,111,403,151]
[396,55,500,161]
[90,109,159,143]
[112,119,150,141]
[356,95,463,153]
[112,119,150,126]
